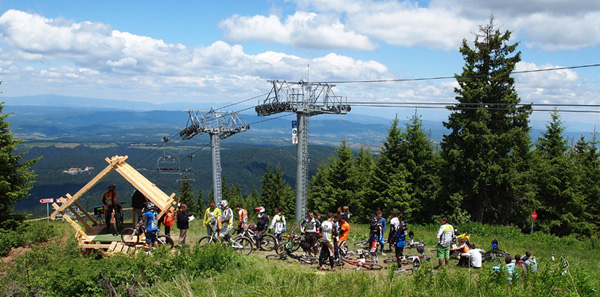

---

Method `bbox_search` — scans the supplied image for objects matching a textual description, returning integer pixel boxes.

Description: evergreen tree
[178,177,198,215]
[440,17,533,225]
[366,118,412,218]
[572,134,600,234]
[534,111,590,236]
[353,145,374,223]
[197,187,206,214]
[244,187,260,223]
[400,111,440,224]
[0,102,39,230]
[261,164,295,221]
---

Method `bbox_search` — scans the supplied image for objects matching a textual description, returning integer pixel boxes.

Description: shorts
[306,232,318,248]
[145,230,158,244]
[437,244,450,259]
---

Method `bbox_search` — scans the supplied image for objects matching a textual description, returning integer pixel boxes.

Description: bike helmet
[108,184,116,190]
[255,206,265,214]
[146,202,155,209]
[220,200,228,208]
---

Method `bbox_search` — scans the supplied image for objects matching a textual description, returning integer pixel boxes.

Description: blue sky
[1,0,599,130]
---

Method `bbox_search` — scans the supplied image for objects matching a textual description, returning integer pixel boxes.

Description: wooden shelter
[50,155,176,253]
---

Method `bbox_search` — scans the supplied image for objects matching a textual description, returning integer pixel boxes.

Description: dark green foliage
[366,118,413,218]
[0,222,56,256]
[533,111,593,236]
[0,102,39,229]
[178,176,199,216]
[260,164,295,221]
[440,18,533,225]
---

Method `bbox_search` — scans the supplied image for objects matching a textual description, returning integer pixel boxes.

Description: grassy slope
[1,220,598,296]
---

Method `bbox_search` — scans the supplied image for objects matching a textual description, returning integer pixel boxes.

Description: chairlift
[157,152,181,174]
[176,153,195,184]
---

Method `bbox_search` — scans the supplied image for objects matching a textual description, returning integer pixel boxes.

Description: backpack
[163,209,174,227]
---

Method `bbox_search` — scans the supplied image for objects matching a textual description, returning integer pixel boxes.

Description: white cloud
[219,12,377,50]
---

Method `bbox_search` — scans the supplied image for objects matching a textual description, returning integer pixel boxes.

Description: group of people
[436,217,538,275]
[298,210,351,271]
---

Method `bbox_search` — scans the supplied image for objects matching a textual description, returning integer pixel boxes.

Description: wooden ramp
[50,155,176,254]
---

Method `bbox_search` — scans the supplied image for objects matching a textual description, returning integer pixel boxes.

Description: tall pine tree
[440,17,533,225]
[260,164,295,221]
[178,177,199,215]
[0,102,39,230]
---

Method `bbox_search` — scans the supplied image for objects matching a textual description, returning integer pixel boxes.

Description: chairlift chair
[157,154,181,174]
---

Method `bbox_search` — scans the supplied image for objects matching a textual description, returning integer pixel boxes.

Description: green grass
[1,220,598,296]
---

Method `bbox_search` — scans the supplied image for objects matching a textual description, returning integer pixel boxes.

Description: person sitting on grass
[515,254,527,270]
[493,255,516,283]
[450,238,470,267]
[521,250,538,272]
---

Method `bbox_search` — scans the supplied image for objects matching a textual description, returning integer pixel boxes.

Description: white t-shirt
[469,249,483,268]
[321,220,334,243]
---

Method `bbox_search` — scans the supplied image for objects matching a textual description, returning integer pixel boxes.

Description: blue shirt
[143,210,158,231]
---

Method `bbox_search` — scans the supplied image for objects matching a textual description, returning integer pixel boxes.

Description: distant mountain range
[2,94,597,147]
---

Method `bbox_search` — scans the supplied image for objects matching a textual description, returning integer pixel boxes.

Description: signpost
[40,198,54,222]
[530,211,538,234]
[292,121,298,144]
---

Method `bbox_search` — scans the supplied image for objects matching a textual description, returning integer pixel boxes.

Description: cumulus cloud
[219,12,377,50]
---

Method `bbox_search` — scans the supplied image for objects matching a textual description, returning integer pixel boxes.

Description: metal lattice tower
[255,80,350,220]
[179,109,249,205]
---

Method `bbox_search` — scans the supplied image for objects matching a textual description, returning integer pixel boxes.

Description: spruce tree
[366,117,412,218]
[400,111,440,223]
[0,102,39,230]
[572,134,599,234]
[353,145,374,223]
[260,164,295,220]
[534,111,589,236]
[440,17,533,224]
[178,177,198,216]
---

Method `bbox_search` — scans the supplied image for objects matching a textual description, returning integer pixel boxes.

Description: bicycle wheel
[301,256,318,264]
[121,228,140,246]
[364,263,383,270]
[275,242,286,255]
[231,237,253,255]
[354,240,368,247]
[198,236,213,247]
[383,257,396,263]
[158,235,174,249]
[259,234,277,251]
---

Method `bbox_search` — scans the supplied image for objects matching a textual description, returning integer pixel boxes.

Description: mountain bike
[341,249,383,270]
[233,225,277,251]
[266,232,318,264]
[275,227,304,254]
[121,221,174,249]
[198,221,253,255]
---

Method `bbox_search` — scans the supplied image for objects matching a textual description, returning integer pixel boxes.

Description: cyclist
[101,184,117,233]
[301,210,321,257]
[236,204,248,234]
[376,210,386,254]
[336,214,350,259]
[319,213,336,271]
[394,213,408,268]
[388,210,399,252]
[142,202,159,253]
[269,207,287,241]
[255,206,270,250]
[220,200,233,241]
[160,207,175,237]
[368,214,382,261]
[450,238,470,267]
[203,201,222,239]
[436,216,454,269]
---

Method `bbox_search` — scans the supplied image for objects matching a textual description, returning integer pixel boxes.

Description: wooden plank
[50,157,122,220]
[81,243,113,249]
[108,241,118,252]
[62,198,92,232]
[121,244,129,253]
[70,197,97,225]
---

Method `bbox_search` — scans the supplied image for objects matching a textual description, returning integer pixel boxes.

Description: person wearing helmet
[368,212,383,260]
[101,184,117,233]
[203,201,222,239]
[269,207,287,242]
[300,210,321,257]
[142,202,159,253]
[220,200,233,241]
[255,206,270,250]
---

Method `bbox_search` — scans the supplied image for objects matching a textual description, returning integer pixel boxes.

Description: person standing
[318,213,336,271]
[436,217,454,269]
[269,207,287,241]
[203,201,222,239]
[161,207,175,237]
[176,204,190,246]
[142,202,159,253]
[236,204,248,233]
[101,184,117,233]
[255,206,270,250]
[301,210,321,257]
[394,213,408,268]
[131,190,147,226]
[220,200,233,241]
[376,210,386,254]
[388,210,399,252]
